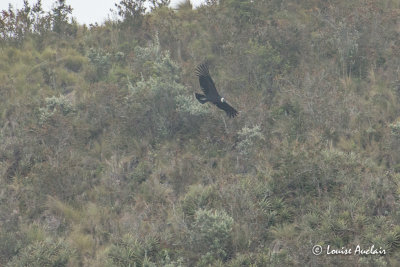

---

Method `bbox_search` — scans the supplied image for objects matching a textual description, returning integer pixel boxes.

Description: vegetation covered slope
[0,0,399,266]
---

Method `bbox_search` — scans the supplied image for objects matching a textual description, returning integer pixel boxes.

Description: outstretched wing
[216,101,238,118]
[195,63,218,97]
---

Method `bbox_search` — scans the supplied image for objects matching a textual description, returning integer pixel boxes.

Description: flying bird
[194,63,238,118]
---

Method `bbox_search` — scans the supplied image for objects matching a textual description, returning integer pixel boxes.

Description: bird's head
[220,97,225,103]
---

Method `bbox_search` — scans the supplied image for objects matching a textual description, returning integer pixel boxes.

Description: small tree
[51,0,74,35]
[114,0,147,26]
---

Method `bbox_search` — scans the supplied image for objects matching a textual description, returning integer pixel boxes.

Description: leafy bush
[63,54,85,72]
[175,94,210,116]
[124,41,191,140]
[189,209,234,264]
[87,48,112,78]
[181,184,219,221]
[389,121,400,137]
[107,234,160,267]
[38,95,74,125]
[237,125,264,156]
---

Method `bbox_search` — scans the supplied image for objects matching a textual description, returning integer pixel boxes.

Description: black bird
[195,63,238,118]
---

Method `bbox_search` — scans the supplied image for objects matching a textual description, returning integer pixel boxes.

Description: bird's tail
[195,93,208,104]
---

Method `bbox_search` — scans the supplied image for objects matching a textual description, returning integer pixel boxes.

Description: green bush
[237,125,264,156]
[175,94,210,116]
[189,209,234,264]
[87,48,112,78]
[107,235,160,267]
[38,95,74,125]
[181,184,219,221]
[63,55,85,72]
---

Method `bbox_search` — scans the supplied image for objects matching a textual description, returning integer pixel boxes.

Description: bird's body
[195,63,238,118]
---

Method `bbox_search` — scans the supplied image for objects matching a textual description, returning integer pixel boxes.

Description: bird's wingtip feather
[195,63,210,77]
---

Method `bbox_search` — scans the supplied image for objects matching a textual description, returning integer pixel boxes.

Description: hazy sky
[1,0,205,25]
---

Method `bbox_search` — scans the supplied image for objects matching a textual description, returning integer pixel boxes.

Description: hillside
[0,0,400,266]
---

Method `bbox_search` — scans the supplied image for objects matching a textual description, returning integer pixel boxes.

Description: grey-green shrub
[189,209,234,264]
[38,95,74,125]
[237,125,264,156]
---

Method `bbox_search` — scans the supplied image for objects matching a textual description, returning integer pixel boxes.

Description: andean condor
[195,63,238,118]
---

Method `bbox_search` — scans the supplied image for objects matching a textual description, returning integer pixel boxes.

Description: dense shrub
[7,239,75,267]
[189,209,234,264]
